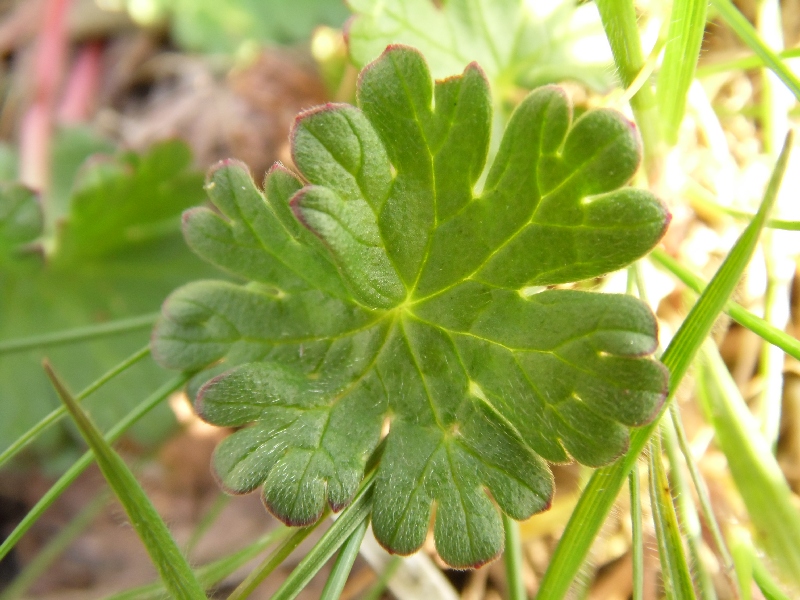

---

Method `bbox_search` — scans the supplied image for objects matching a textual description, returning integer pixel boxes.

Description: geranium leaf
[0,183,41,259]
[153,45,669,568]
[346,0,616,95]
[0,141,218,457]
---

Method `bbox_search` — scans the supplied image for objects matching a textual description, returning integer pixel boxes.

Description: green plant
[152,44,669,569]
[347,0,615,97]
[0,138,218,459]
[4,0,800,597]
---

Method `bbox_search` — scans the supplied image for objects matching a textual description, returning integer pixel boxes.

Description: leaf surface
[153,45,669,568]
[347,0,616,95]
[0,183,41,260]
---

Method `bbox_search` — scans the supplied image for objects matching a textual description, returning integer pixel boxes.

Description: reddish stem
[58,41,104,124]
[19,0,72,194]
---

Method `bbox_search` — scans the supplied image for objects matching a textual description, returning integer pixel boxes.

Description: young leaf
[347,0,616,95]
[153,44,670,568]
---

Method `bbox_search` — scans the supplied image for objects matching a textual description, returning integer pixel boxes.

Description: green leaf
[151,0,349,52]
[56,140,203,260]
[347,0,616,96]
[154,45,669,568]
[0,141,218,458]
[0,183,42,259]
[536,131,794,599]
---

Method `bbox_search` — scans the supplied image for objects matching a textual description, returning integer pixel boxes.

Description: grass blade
[649,434,697,600]
[687,184,800,230]
[319,516,370,600]
[44,362,206,599]
[503,514,527,600]
[0,313,158,355]
[536,132,792,599]
[103,527,292,600]
[0,346,150,469]
[696,47,800,77]
[661,419,719,599]
[668,405,734,580]
[649,248,800,361]
[710,0,800,101]
[697,341,800,586]
[225,521,325,600]
[656,0,708,144]
[629,464,644,600]
[0,374,189,562]
[268,471,376,600]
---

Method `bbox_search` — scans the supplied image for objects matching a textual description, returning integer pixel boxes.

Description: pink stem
[19,0,72,194]
[58,41,104,124]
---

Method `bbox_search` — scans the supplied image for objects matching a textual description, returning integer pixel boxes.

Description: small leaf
[154,45,669,568]
[347,0,616,95]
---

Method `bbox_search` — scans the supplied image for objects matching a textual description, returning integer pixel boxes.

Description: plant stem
[648,432,697,600]
[19,0,72,196]
[668,404,735,577]
[629,463,644,600]
[661,419,717,599]
[503,514,527,600]
[595,0,662,180]
[0,313,158,355]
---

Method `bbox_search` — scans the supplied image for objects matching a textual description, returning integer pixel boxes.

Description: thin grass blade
[268,471,376,600]
[44,362,206,599]
[661,419,719,598]
[0,346,150,469]
[649,434,697,599]
[104,527,291,600]
[656,0,708,144]
[0,313,157,355]
[536,132,793,599]
[225,521,325,600]
[710,0,800,101]
[650,248,800,360]
[697,341,800,587]
[319,516,370,600]
[0,374,189,563]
